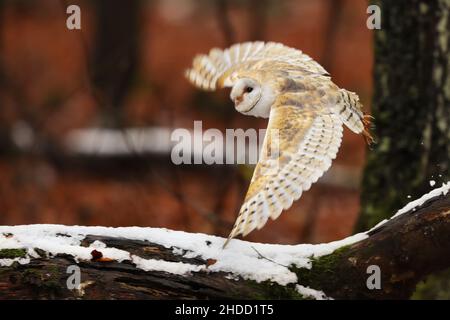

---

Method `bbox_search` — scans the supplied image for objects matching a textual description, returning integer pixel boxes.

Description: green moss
[246,280,307,300]
[0,248,27,259]
[290,245,351,291]
[244,246,354,300]
[0,253,63,296]
[20,265,62,293]
[412,268,450,300]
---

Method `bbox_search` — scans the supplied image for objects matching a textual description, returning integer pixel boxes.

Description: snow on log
[0,183,449,300]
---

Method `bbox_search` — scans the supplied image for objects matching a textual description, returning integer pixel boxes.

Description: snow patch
[0,257,30,267]
[393,181,449,217]
[296,285,331,300]
[90,240,107,249]
[0,224,367,288]
[371,182,450,230]
[132,255,203,274]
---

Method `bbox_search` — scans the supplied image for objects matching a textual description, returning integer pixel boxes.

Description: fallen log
[0,183,449,300]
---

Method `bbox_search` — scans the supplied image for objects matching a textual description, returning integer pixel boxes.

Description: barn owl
[185,41,373,248]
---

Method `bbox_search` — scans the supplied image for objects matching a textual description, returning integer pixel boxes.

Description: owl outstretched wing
[223,93,344,248]
[185,41,328,91]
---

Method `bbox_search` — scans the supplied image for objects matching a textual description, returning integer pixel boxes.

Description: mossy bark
[0,192,449,300]
[0,248,26,259]
[293,192,450,299]
[356,0,450,231]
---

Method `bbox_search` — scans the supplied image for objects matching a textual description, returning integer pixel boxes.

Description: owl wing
[185,41,328,91]
[223,93,344,248]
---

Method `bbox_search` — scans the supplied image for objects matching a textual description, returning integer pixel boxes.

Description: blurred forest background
[1,0,450,300]
[0,0,374,244]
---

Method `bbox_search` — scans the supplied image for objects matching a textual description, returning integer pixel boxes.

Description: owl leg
[362,114,375,146]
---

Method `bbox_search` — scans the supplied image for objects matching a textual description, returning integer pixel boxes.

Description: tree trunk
[90,0,140,127]
[0,189,449,300]
[356,0,450,231]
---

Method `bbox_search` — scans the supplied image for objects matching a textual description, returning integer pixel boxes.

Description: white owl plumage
[185,41,373,248]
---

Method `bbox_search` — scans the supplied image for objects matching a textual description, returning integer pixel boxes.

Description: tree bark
[90,0,141,127]
[357,0,450,231]
[0,190,449,300]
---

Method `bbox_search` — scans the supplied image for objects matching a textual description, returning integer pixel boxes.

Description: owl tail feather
[222,236,232,249]
[222,224,239,248]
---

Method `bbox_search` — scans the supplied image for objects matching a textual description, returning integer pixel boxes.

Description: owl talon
[362,114,375,146]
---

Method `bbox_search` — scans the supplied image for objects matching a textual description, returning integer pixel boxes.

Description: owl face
[229,78,274,118]
[230,78,261,113]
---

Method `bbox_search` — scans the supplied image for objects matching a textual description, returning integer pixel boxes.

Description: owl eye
[245,87,253,93]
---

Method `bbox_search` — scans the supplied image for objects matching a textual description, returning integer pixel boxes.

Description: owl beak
[234,96,243,105]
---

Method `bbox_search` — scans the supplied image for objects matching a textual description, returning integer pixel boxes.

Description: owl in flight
[185,42,373,248]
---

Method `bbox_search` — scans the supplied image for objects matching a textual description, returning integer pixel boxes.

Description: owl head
[229,78,274,118]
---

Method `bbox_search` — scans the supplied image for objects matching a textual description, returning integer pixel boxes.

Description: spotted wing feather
[223,97,343,247]
[185,41,329,91]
